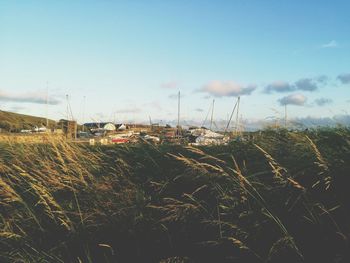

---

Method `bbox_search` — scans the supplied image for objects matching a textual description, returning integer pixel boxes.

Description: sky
[0,0,349,129]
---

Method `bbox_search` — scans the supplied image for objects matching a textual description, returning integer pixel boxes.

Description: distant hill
[0,110,56,132]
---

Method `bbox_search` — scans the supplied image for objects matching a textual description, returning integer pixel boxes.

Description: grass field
[0,128,350,262]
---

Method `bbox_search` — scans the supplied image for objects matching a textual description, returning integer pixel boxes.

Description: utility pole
[210,99,215,130]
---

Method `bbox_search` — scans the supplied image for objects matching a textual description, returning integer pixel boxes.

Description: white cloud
[321,40,338,48]
[199,81,256,97]
[264,81,294,93]
[279,93,307,106]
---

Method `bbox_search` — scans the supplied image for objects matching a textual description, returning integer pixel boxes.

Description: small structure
[60,120,77,139]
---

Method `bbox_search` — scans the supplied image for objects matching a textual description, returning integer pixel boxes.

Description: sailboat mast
[284,104,287,128]
[224,97,239,135]
[177,91,180,128]
[176,91,181,140]
[210,99,215,130]
[82,96,86,132]
[46,81,49,128]
[66,94,69,121]
[235,96,240,134]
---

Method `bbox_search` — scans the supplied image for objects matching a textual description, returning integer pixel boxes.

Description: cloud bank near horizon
[0,90,60,105]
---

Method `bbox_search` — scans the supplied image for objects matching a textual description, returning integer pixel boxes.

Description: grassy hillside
[0,128,350,262]
[0,110,56,132]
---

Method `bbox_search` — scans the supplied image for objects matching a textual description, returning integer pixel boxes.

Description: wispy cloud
[195,108,204,112]
[264,81,294,93]
[0,90,60,105]
[321,40,338,48]
[315,98,332,106]
[279,93,307,106]
[337,73,350,84]
[161,81,178,89]
[199,81,256,97]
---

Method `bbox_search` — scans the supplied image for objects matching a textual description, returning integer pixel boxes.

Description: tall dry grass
[0,128,349,262]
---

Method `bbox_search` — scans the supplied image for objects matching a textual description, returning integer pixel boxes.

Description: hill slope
[0,110,56,131]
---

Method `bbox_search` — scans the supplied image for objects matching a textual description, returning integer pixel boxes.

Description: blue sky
[0,0,349,128]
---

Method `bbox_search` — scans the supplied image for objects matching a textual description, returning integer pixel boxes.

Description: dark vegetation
[0,128,350,262]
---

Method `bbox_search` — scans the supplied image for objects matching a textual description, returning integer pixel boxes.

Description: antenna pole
[210,99,215,130]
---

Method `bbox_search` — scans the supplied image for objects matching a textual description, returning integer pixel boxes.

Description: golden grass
[0,128,348,262]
